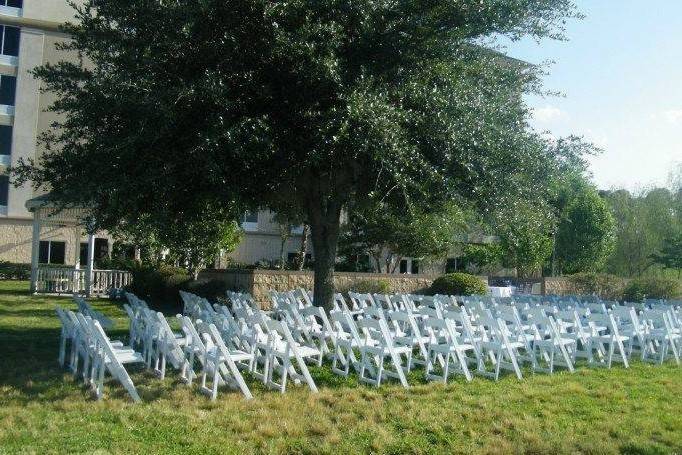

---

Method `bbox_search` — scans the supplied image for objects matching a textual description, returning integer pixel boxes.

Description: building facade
[0,0,117,266]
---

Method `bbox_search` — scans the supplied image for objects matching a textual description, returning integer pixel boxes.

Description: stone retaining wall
[198,269,445,308]
[542,277,576,296]
[199,270,595,308]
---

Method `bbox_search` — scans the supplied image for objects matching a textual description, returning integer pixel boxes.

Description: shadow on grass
[0,308,69,318]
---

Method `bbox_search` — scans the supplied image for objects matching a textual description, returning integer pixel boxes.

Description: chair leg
[442,354,450,383]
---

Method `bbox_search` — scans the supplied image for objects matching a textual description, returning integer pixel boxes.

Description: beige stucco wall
[7,27,45,218]
[21,0,80,26]
[220,210,311,265]
[227,233,306,265]
[0,218,83,264]
[1,15,78,256]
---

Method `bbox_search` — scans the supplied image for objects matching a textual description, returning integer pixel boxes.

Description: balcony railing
[35,266,133,296]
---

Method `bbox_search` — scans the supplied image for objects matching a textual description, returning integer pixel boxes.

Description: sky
[502,0,682,191]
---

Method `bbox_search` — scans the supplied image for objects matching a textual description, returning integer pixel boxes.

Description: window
[0,125,12,155]
[399,259,408,274]
[79,238,110,264]
[1,0,23,8]
[242,211,258,223]
[79,243,87,266]
[411,260,419,274]
[0,75,16,106]
[0,25,19,57]
[39,241,66,265]
[241,211,258,230]
[0,174,8,206]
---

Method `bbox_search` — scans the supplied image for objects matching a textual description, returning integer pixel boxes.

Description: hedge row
[566,273,680,302]
[0,262,31,280]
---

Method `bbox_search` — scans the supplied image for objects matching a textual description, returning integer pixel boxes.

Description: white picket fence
[35,267,132,296]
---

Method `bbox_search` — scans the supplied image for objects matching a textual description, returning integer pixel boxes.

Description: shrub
[566,273,627,301]
[623,276,681,302]
[0,262,31,280]
[430,273,487,296]
[354,279,391,295]
[95,257,136,271]
[184,279,229,302]
[126,263,191,311]
[337,279,392,295]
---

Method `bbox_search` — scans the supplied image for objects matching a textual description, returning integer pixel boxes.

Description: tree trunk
[297,224,310,270]
[308,204,342,311]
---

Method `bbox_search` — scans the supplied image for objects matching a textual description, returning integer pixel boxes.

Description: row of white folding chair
[56,307,144,402]
[520,304,627,369]
[193,301,321,394]
[125,295,256,400]
[226,290,260,311]
[637,309,681,364]
[236,308,320,393]
[463,304,578,376]
[124,293,252,397]
[73,296,114,330]
[330,307,470,386]
[175,315,254,399]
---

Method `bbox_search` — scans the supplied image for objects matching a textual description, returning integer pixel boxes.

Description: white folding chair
[152,312,189,379]
[330,310,368,377]
[586,312,630,368]
[89,319,144,402]
[74,296,114,330]
[640,310,680,365]
[423,317,474,382]
[474,315,524,380]
[198,324,254,400]
[529,314,576,374]
[263,319,320,393]
[55,307,76,368]
[385,310,429,366]
[356,318,410,388]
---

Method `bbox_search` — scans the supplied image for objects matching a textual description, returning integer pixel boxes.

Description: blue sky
[502,0,682,191]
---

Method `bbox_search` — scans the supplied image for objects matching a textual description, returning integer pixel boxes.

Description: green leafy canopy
[12,0,582,306]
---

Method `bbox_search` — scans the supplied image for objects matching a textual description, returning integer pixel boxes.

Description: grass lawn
[0,280,681,454]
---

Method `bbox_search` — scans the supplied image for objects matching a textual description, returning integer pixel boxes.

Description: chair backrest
[330,310,363,345]
[75,312,97,347]
[333,293,352,312]
[300,305,334,335]
[356,317,396,348]
[610,305,641,331]
[55,306,78,341]
[385,310,422,340]
[177,315,207,354]
[422,317,463,347]
[587,312,621,338]
[640,309,673,331]
[554,309,579,333]
[349,292,375,310]
[155,312,185,368]
[372,294,396,312]
[363,304,386,320]
[74,296,113,329]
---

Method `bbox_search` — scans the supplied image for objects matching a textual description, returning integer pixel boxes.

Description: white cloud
[583,128,609,149]
[662,109,682,125]
[532,105,565,123]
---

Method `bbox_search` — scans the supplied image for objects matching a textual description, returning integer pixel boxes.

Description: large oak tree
[14,0,580,309]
